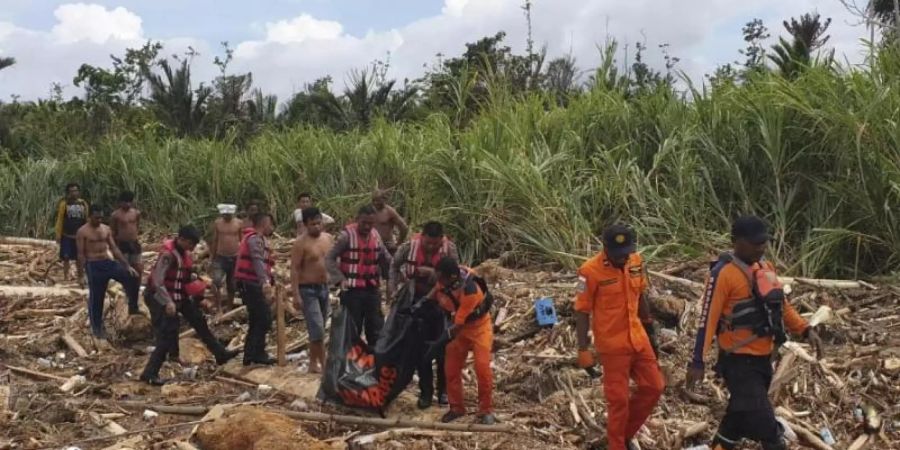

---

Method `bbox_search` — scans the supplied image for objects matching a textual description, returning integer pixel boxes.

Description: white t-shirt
[293,208,335,225]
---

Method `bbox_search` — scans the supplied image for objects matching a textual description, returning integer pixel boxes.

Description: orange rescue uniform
[433,268,493,416]
[575,252,665,450]
[690,259,809,367]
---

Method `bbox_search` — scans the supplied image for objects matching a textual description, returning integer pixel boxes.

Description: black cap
[731,216,771,245]
[602,224,636,258]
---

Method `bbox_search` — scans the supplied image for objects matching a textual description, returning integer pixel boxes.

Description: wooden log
[0,285,86,298]
[180,305,246,339]
[648,270,704,291]
[60,332,89,358]
[11,307,80,319]
[5,364,68,382]
[778,417,834,450]
[769,351,798,396]
[89,411,128,435]
[847,435,869,450]
[280,410,515,433]
[0,236,57,247]
[276,285,286,367]
[778,277,865,290]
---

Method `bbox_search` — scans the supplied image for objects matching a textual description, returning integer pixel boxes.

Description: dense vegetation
[0,11,897,278]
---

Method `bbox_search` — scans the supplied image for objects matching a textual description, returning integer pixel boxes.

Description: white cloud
[0,0,871,102]
[265,14,343,44]
[51,3,143,44]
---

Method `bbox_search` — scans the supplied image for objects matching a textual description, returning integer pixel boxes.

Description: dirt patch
[196,406,329,450]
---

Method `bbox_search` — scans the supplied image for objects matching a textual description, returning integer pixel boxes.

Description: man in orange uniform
[575,224,664,450]
[686,216,824,450]
[428,257,495,425]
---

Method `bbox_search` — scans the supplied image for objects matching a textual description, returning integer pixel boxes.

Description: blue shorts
[59,237,78,261]
[299,284,330,342]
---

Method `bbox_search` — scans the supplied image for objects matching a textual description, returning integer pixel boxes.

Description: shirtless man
[209,204,242,310]
[371,189,408,255]
[76,205,140,339]
[110,191,142,314]
[290,208,334,373]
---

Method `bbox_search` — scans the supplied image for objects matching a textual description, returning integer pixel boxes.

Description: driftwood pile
[1,236,898,449]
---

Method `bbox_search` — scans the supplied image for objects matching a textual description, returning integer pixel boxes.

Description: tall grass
[2,52,898,277]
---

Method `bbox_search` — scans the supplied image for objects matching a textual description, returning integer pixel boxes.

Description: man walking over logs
[685,216,825,450]
[290,208,334,373]
[110,191,142,314]
[55,182,88,284]
[209,204,242,311]
[390,221,457,409]
[140,226,238,386]
[574,224,664,450]
[235,213,277,366]
[326,205,392,345]
[76,205,140,341]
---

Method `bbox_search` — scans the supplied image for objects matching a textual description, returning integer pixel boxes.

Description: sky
[0,0,873,101]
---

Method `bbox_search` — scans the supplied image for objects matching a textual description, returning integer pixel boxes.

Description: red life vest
[402,234,451,277]
[403,234,451,295]
[147,239,193,302]
[234,228,274,284]
[339,223,381,289]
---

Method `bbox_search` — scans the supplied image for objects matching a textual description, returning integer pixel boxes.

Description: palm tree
[0,57,15,71]
[143,59,212,137]
[769,13,832,78]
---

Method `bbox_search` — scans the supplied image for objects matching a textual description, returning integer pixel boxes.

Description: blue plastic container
[534,297,558,327]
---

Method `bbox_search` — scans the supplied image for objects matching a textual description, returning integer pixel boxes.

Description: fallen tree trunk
[0,286,86,298]
[0,236,57,247]
[778,277,867,290]
[648,271,704,291]
[280,410,515,433]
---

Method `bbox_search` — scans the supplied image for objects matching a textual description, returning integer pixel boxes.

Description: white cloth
[293,208,335,225]
[217,204,237,215]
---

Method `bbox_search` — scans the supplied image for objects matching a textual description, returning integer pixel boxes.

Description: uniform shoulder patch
[576,275,587,293]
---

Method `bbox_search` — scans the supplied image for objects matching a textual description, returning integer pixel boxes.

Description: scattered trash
[257,384,273,395]
[142,409,158,420]
[776,416,797,442]
[290,399,308,411]
[182,366,198,380]
[236,391,251,402]
[683,445,710,450]
[534,297,558,327]
[36,358,52,368]
[59,375,86,393]
[819,427,835,445]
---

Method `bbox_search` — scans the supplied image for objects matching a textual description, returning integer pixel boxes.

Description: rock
[196,406,328,450]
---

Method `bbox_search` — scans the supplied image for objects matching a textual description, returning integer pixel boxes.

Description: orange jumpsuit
[434,269,493,416]
[575,252,665,450]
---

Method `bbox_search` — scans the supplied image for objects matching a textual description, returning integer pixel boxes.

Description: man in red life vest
[140,226,238,386]
[235,213,278,366]
[326,205,392,346]
[390,221,458,409]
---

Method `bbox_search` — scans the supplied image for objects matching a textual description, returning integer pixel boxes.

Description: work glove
[577,348,595,369]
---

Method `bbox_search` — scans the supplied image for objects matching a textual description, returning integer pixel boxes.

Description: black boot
[140,374,169,386]
[215,349,240,365]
